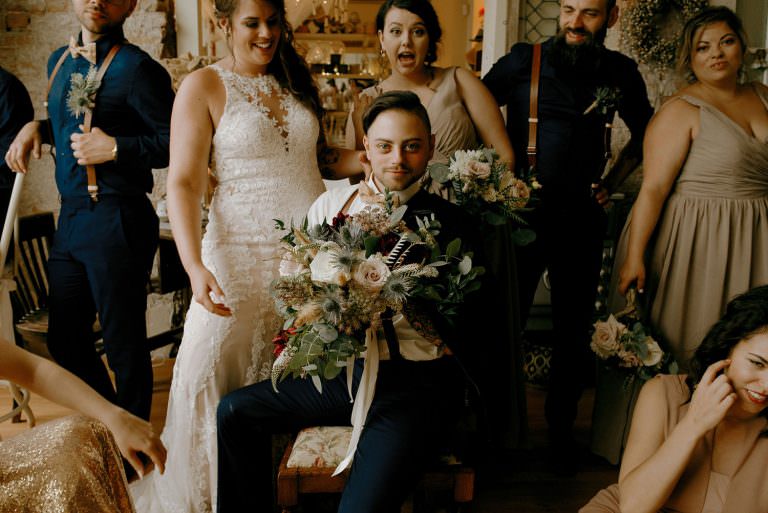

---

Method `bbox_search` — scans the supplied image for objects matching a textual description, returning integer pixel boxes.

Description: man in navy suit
[5,0,174,421]
[217,91,477,513]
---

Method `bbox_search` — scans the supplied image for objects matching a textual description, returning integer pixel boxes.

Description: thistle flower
[318,287,343,325]
[381,274,414,307]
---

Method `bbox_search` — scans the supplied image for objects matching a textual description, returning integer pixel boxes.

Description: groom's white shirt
[307,179,441,362]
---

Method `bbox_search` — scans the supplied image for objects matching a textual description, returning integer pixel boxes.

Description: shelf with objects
[294,33,385,146]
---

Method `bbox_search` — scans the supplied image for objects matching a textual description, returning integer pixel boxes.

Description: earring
[380,48,386,57]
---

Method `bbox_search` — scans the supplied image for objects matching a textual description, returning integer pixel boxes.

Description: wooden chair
[10,213,188,357]
[277,426,475,513]
[10,212,60,359]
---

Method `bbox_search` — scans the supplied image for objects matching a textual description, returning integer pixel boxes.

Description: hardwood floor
[0,358,618,512]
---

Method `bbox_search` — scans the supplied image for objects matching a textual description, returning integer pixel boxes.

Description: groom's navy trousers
[217,356,465,513]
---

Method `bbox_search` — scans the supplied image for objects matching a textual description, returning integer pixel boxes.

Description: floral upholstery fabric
[286,426,353,469]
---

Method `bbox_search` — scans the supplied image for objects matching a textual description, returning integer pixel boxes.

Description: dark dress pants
[217,357,465,513]
[516,197,607,438]
[47,196,158,420]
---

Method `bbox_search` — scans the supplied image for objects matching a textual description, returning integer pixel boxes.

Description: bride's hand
[189,264,231,317]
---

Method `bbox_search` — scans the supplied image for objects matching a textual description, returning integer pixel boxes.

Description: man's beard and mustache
[547,24,608,71]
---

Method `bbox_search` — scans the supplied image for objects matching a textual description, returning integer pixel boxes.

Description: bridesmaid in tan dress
[615,7,768,367]
[0,341,165,513]
[344,0,513,165]
[582,285,768,513]
[347,0,527,448]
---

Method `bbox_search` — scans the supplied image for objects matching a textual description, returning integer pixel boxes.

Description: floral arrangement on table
[270,194,484,392]
[621,0,708,72]
[591,289,678,384]
[428,148,541,245]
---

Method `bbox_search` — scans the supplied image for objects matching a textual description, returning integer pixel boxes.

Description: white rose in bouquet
[310,249,350,286]
[352,255,391,291]
[591,314,625,359]
[641,337,663,367]
[448,150,479,180]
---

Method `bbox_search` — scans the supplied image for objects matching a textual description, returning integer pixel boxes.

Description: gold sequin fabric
[0,415,134,513]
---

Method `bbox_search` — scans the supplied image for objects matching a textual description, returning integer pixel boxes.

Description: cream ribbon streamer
[333,326,380,475]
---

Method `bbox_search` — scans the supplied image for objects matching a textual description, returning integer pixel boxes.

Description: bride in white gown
[131,0,362,511]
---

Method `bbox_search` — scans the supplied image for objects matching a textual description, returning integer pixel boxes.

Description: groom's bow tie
[69,37,97,64]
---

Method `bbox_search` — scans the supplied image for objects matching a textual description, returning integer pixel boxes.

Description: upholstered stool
[276,426,475,512]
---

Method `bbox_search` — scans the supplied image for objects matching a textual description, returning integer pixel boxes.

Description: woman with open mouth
[345,0,513,170]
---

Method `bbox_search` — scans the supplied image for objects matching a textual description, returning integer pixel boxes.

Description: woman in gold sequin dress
[0,341,166,513]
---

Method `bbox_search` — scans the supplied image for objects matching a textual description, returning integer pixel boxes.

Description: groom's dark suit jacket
[397,189,486,364]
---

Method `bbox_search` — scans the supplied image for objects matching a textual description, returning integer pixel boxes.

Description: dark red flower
[272,328,296,357]
[332,211,350,229]
[378,232,401,254]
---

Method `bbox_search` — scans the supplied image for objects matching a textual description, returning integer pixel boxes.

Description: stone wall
[2,0,179,337]
[1,0,173,217]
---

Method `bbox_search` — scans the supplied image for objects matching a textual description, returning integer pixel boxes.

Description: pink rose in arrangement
[352,256,391,292]
[591,314,625,359]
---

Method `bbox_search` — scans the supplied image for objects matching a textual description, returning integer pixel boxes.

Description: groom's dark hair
[362,91,432,136]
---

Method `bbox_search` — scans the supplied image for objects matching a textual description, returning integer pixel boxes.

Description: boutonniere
[583,86,622,116]
[66,65,101,118]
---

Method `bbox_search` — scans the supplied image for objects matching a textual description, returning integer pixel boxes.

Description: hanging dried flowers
[621,0,708,71]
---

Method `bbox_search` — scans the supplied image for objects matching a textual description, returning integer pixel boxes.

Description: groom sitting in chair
[216,91,480,513]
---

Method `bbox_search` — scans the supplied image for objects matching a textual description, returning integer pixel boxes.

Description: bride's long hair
[214,0,322,120]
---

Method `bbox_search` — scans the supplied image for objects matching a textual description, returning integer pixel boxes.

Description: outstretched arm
[455,67,515,167]
[0,342,166,478]
[317,140,367,181]
[617,98,695,295]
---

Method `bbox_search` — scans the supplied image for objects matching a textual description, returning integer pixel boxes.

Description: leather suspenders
[527,43,542,173]
[46,43,122,202]
[526,43,614,182]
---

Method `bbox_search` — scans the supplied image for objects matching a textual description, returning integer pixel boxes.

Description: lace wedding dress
[131,64,326,513]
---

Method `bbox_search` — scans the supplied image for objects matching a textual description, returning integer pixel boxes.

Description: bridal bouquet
[590,290,677,383]
[428,148,541,245]
[271,195,484,392]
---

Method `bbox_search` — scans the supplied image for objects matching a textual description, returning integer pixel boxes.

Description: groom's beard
[547,24,608,72]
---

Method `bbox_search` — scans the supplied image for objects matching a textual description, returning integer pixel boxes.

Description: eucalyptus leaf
[445,238,462,259]
[458,255,472,275]
[429,162,451,183]
[314,324,339,342]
